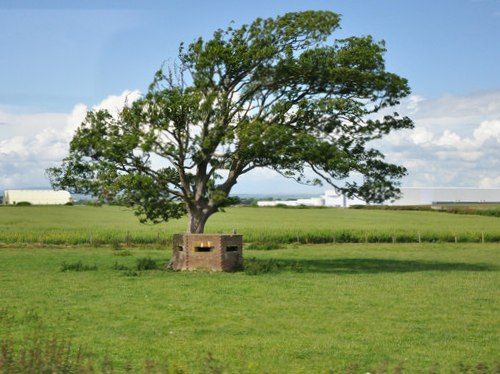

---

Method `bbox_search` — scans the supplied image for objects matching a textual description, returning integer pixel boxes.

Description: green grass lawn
[0,205,499,245]
[1,243,499,372]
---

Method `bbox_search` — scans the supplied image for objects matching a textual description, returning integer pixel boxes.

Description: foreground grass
[0,205,499,245]
[0,243,498,372]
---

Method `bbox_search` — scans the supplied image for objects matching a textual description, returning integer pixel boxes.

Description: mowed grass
[0,243,499,372]
[0,205,499,245]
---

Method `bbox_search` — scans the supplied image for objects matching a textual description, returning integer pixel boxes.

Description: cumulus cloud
[1,88,499,192]
[374,90,500,188]
[474,119,500,144]
[479,176,500,188]
[0,90,141,188]
[92,90,142,117]
[410,127,434,145]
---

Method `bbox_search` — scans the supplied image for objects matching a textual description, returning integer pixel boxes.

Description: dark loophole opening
[177,246,184,252]
[226,246,239,252]
[195,246,213,252]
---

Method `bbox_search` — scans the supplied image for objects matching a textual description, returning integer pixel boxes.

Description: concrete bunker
[170,233,243,272]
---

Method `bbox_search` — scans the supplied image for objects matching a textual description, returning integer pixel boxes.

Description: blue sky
[1,0,499,194]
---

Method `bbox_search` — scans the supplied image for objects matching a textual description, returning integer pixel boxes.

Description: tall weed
[60,261,97,272]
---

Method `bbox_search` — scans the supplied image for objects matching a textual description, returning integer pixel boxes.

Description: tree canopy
[48,11,414,233]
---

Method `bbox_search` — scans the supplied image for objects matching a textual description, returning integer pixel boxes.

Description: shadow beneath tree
[243,257,496,275]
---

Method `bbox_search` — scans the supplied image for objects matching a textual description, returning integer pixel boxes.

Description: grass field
[0,205,499,245]
[1,243,499,372]
[0,206,499,372]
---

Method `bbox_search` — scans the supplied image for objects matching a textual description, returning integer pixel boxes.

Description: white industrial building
[257,188,500,208]
[3,190,72,205]
[257,190,365,207]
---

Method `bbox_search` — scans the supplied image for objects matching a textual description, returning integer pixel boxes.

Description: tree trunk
[167,207,210,269]
[187,208,212,233]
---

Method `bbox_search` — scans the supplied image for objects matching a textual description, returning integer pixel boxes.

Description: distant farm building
[256,190,364,207]
[3,190,72,205]
[257,188,500,208]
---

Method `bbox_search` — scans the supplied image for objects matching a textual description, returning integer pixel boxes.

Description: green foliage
[245,242,285,250]
[84,200,103,207]
[47,11,413,233]
[111,240,123,251]
[476,209,500,218]
[123,269,141,277]
[1,330,498,373]
[114,250,133,258]
[436,205,500,218]
[0,328,230,373]
[136,257,159,271]
[15,201,31,206]
[112,261,129,271]
[60,261,97,272]
[111,257,159,275]
[352,203,500,218]
[0,335,90,373]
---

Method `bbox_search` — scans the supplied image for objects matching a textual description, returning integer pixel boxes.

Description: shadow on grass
[244,257,496,275]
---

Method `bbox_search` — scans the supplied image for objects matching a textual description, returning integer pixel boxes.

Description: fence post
[417,231,421,244]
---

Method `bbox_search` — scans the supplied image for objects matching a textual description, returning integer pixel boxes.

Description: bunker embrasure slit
[195,246,213,252]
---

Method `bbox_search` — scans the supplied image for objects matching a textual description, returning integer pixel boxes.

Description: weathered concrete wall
[170,234,243,272]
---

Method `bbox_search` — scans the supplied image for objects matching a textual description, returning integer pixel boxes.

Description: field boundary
[0,229,499,247]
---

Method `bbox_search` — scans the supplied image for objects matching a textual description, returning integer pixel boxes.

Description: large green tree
[48,11,413,233]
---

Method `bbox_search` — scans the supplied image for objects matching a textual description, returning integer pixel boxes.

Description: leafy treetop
[48,11,413,233]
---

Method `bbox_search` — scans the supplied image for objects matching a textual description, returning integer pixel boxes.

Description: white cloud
[0,90,141,189]
[435,130,461,147]
[92,90,141,117]
[67,104,88,137]
[473,119,500,144]
[1,88,500,192]
[406,95,425,114]
[479,176,500,188]
[232,168,326,195]
[410,127,434,145]
[374,90,500,188]
[0,136,27,157]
